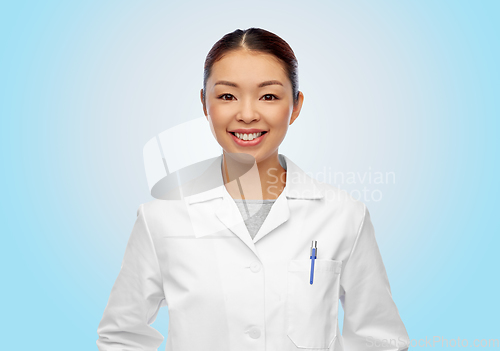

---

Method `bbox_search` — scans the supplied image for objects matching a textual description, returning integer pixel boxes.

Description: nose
[236,99,260,123]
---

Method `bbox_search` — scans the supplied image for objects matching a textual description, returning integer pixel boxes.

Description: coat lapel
[184,153,324,256]
[250,187,290,244]
[251,154,324,244]
[215,188,259,256]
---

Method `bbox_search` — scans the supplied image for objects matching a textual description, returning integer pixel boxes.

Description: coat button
[250,262,261,273]
[249,327,261,339]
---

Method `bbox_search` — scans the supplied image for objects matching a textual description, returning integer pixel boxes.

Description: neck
[222,151,286,200]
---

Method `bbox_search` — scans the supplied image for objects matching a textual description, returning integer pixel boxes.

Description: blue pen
[310,240,317,284]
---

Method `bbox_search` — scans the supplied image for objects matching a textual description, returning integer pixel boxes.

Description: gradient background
[1,1,499,350]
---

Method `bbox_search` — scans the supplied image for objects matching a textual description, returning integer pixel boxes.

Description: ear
[289,91,304,125]
[200,88,208,118]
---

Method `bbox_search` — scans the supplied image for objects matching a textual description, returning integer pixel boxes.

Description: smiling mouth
[229,131,268,141]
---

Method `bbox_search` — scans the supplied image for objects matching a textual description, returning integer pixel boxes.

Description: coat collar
[185,153,324,204]
[184,154,324,256]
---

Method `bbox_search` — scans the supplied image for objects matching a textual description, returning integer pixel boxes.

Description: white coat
[96,154,410,351]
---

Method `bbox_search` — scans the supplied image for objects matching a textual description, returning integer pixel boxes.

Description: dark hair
[203,27,299,106]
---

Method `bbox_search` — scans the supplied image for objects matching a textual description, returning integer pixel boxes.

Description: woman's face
[201,49,304,164]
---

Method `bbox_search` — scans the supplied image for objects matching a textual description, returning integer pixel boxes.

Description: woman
[97,28,410,351]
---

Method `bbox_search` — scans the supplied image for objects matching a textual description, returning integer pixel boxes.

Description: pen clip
[310,240,317,258]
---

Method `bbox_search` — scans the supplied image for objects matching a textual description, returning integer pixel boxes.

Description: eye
[218,93,235,101]
[262,94,278,101]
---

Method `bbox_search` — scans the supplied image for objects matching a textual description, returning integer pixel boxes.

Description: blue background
[2,1,498,349]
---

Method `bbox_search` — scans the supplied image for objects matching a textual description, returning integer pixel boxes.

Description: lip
[228,130,267,147]
[228,128,267,133]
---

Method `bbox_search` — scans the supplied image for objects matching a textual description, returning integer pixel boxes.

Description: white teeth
[234,132,263,141]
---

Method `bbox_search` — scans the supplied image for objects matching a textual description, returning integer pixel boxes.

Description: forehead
[209,50,289,87]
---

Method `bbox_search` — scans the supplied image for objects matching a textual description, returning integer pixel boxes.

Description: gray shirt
[233,199,276,239]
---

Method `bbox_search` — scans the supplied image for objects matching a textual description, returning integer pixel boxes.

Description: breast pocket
[286,259,342,349]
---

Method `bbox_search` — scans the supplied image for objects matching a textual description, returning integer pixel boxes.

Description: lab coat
[96,154,410,351]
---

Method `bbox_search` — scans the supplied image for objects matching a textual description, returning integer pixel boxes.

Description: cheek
[207,105,231,128]
[267,104,292,127]
[206,118,229,147]
[206,108,231,145]
[207,119,217,140]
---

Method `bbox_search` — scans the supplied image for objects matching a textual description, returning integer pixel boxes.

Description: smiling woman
[200,29,305,200]
[96,27,410,351]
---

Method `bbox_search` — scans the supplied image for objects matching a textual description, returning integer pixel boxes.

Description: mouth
[229,131,267,141]
[228,131,268,147]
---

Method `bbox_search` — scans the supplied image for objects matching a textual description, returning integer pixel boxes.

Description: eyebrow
[213,80,283,88]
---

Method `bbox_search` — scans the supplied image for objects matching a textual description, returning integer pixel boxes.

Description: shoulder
[141,197,183,213]
[314,178,367,228]
[138,198,190,234]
